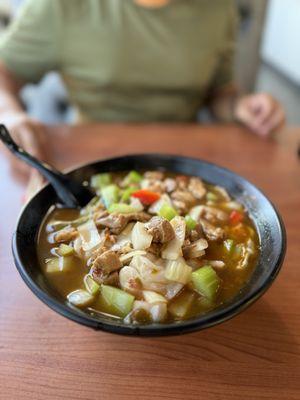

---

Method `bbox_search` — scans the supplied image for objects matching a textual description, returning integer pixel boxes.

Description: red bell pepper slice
[229,210,244,225]
[131,189,160,205]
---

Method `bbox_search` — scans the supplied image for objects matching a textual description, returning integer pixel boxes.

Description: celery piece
[121,187,138,202]
[91,173,111,189]
[67,289,94,307]
[192,266,220,300]
[198,296,214,311]
[58,244,74,257]
[169,291,195,318]
[84,274,100,295]
[108,203,138,214]
[100,285,134,317]
[223,239,234,253]
[206,191,218,202]
[185,215,197,230]
[45,256,73,273]
[101,184,119,208]
[165,260,192,284]
[158,204,178,221]
[123,170,143,186]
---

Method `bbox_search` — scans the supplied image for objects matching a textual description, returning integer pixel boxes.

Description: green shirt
[0,0,236,122]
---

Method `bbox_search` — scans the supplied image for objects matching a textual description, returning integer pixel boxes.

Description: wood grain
[1,124,300,400]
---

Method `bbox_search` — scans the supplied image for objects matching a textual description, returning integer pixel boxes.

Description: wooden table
[1,124,300,400]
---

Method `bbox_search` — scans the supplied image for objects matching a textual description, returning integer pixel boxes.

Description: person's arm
[0,61,48,175]
[0,0,60,175]
[206,2,285,136]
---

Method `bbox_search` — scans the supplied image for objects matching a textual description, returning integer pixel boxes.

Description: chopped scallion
[158,204,178,221]
[185,215,197,230]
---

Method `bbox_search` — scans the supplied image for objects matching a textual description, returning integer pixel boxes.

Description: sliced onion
[120,250,147,263]
[131,222,153,250]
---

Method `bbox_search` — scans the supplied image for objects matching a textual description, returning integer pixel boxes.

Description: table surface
[1,123,300,400]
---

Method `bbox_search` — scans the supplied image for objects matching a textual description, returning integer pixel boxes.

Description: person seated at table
[0,0,285,175]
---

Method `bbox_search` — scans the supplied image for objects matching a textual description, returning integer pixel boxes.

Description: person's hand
[0,112,48,176]
[234,93,286,137]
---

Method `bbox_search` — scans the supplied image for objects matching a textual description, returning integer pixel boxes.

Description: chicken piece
[90,250,121,284]
[171,190,197,213]
[144,216,175,243]
[87,229,117,264]
[93,250,121,273]
[96,212,151,234]
[188,177,206,199]
[182,238,208,259]
[163,178,177,193]
[93,210,109,221]
[175,175,189,189]
[141,178,164,193]
[54,227,78,243]
[144,171,164,180]
[189,223,204,242]
[197,205,228,224]
[103,271,120,286]
[200,219,225,241]
[147,242,162,257]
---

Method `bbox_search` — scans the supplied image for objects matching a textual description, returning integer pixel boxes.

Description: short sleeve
[209,1,238,93]
[0,0,60,83]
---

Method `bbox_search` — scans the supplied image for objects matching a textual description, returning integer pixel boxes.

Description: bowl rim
[12,153,287,336]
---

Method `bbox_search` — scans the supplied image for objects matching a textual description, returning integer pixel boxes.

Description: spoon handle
[0,124,83,208]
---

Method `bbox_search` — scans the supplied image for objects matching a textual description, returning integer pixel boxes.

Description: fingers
[6,119,48,176]
[235,93,286,137]
[258,108,286,136]
[248,94,276,127]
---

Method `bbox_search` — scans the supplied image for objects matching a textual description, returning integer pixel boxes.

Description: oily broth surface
[37,172,259,322]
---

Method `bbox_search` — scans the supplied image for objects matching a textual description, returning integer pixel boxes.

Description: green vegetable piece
[206,192,218,201]
[192,266,220,300]
[123,170,143,186]
[198,296,214,311]
[121,187,138,202]
[169,291,195,318]
[100,285,134,317]
[158,204,178,221]
[108,203,138,214]
[58,244,74,257]
[84,274,100,295]
[101,184,119,208]
[91,173,111,189]
[223,239,234,253]
[45,256,73,273]
[185,215,197,230]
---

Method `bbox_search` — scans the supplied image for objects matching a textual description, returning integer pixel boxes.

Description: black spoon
[0,124,94,208]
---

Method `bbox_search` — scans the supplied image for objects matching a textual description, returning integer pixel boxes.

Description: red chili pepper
[131,189,160,205]
[229,210,244,225]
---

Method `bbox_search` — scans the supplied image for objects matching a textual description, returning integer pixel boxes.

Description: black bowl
[12,154,286,335]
